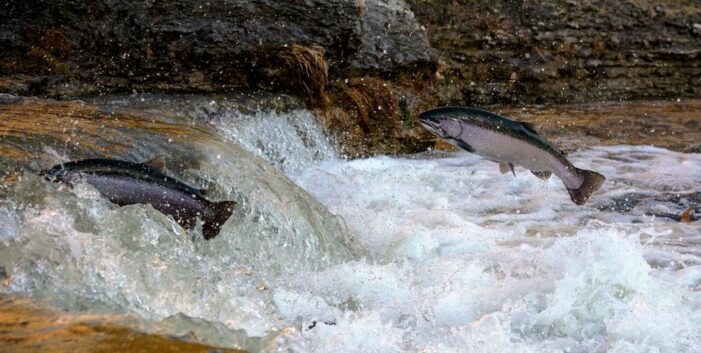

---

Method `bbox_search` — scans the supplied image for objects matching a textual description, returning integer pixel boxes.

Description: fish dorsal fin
[499,162,515,177]
[142,156,166,170]
[531,170,552,180]
[518,121,539,136]
[519,121,567,156]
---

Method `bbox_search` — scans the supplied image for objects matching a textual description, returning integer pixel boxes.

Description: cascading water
[288,147,701,352]
[1,94,700,352]
[0,94,356,351]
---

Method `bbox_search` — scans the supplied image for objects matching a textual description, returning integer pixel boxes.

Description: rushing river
[1,95,700,352]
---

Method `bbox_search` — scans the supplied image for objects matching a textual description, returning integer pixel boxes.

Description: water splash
[0,98,355,350]
[2,95,700,352]
[211,109,339,175]
[285,146,701,353]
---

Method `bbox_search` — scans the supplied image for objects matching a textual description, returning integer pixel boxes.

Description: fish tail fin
[567,169,606,205]
[202,201,237,240]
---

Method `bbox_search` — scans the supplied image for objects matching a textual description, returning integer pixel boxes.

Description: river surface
[1,95,700,352]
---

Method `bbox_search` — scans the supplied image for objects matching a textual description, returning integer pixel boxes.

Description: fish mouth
[39,168,53,181]
[40,166,62,182]
[418,114,445,138]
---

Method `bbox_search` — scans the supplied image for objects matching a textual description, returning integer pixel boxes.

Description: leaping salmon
[41,158,236,239]
[419,107,605,205]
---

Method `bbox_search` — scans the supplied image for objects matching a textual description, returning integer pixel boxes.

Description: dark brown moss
[24,28,73,58]
[27,47,75,80]
[315,73,438,157]
[335,77,399,132]
[277,44,329,108]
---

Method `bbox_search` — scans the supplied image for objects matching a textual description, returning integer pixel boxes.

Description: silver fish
[419,107,605,205]
[41,158,236,239]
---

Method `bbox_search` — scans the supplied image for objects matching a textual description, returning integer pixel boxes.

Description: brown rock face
[345,0,434,75]
[407,0,701,105]
[0,0,432,98]
[2,0,699,108]
[493,99,701,154]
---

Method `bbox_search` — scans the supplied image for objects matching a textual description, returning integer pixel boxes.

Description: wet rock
[0,93,21,104]
[322,74,437,157]
[693,23,701,36]
[0,296,249,353]
[684,144,701,154]
[406,0,701,105]
[344,0,433,75]
[0,0,432,98]
[490,99,701,154]
[598,191,700,222]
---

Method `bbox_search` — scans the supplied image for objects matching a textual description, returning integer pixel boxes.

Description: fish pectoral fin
[199,188,208,196]
[453,140,474,153]
[499,162,516,177]
[141,156,166,170]
[530,170,552,180]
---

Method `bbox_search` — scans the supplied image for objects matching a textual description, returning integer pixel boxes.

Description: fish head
[40,165,62,182]
[40,164,76,184]
[419,109,465,140]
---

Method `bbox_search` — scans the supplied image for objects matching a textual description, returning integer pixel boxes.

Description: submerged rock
[598,191,701,222]
[0,95,357,274]
[0,296,249,353]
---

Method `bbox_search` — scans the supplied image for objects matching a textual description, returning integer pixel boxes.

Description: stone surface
[0,0,432,97]
[407,0,701,105]
[344,0,434,75]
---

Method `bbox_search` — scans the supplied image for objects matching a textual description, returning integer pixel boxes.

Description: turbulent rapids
[1,95,700,353]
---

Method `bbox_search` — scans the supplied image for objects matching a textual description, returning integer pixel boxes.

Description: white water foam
[2,98,700,353]
[278,146,701,353]
[211,109,339,175]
